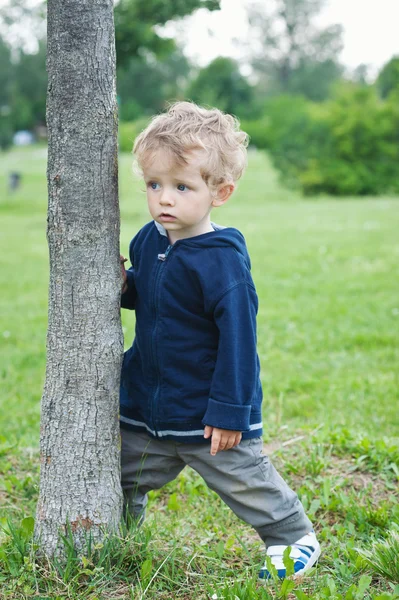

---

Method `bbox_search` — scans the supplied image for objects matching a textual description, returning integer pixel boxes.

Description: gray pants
[121,429,313,547]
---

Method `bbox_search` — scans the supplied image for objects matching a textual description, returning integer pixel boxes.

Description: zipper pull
[158,245,172,261]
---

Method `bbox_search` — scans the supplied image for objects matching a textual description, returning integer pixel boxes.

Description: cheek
[147,194,156,212]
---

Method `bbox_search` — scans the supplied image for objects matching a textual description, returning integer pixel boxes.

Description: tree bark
[34,0,123,557]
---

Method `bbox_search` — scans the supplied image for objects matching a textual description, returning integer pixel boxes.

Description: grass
[0,146,398,599]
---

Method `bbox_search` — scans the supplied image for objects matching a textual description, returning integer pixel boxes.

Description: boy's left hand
[120,255,128,293]
[204,426,242,456]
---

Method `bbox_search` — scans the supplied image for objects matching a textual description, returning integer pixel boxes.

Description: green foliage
[0,35,46,136]
[240,115,271,149]
[0,3,47,135]
[302,85,399,195]
[12,41,47,130]
[0,117,13,150]
[246,84,399,196]
[287,58,343,102]
[0,36,12,108]
[0,1,221,137]
[242,95,314,185]
[118,117,150,153]
[0,514,156,597]
[188,57,255,117]
[114,0,220,67]
[357,529,399,584]
[377,56,399,99]
[117,49,191,119]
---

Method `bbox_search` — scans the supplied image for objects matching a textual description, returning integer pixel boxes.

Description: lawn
[0,146,398,599]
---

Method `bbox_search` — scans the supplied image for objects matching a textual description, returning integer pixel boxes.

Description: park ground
[0,147,398,599]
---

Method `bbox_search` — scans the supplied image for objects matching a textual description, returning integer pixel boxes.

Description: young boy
[119,101,320,579]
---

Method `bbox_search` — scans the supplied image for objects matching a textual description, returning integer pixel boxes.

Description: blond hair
[133,101,249,190]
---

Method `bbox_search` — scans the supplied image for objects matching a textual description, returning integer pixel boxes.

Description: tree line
[1,0,399,195]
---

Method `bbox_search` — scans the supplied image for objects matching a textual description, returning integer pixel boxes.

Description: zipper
[150,243,175,435]
[157,245,172,261]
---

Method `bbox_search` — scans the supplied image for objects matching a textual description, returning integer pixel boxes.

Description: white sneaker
[259,531,321,580]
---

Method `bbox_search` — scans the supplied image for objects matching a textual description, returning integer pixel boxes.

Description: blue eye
[149,182,160,190]
[177,184,188,192]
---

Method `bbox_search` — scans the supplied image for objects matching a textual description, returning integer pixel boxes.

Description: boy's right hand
[120,255,128,293]
[204,425,242,456]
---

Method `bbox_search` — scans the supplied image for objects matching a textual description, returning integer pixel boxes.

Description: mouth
[159,213,177,221]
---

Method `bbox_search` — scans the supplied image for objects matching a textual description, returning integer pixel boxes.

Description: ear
[211,183,235,207]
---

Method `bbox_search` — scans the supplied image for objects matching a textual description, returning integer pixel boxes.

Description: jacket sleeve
[202,282,258,432]
[120,237,137,310]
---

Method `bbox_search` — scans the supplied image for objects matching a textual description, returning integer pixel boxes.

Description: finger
[224,438,235,451]
[204,425,213,439]
[218,437,228,451]
[210,431,221,455]
[225,434,237,449]
[229,435,239,449]
[234,433,242,446]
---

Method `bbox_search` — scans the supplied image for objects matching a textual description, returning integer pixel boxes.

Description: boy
[119,102,320,579]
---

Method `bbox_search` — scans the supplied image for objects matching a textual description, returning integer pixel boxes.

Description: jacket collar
[153,220,226,239]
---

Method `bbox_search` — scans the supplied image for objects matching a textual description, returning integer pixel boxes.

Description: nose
[160,189,175,206]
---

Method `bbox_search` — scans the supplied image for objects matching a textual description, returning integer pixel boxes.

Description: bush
[118,118,150,153]
[240,116,270,150]
[242,86,399,196]
[304,86,399,195]
[242,95,311,152]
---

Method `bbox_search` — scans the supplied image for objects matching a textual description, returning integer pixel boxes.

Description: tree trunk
[34,0,123,557]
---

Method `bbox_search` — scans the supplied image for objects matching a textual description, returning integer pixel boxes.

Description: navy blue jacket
[120,221,263,443]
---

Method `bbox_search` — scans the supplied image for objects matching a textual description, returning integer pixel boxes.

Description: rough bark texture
[34,0,123,557]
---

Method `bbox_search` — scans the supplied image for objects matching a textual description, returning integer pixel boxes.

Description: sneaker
[259,531,321,580]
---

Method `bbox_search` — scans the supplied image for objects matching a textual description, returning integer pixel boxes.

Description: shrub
[118,118,150,153]
[243,86,399,196]
[305,85,399,195]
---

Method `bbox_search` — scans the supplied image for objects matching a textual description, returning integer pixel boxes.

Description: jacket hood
[154,220,251,268]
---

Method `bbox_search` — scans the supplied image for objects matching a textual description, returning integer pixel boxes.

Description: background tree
[34,0,124,557]
[376,56,399,99]
[114,0,220,67]
[0,34,47,146]
[284,58,342,101]
[118,48,191,119]
[188,57,255,118]
[246,0,343,100]
[0,36,13,149]
[11,41,47,130]
[0,0,221,136]
[351,63,370,86]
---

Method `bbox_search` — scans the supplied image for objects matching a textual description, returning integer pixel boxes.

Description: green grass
[0,146,398,599]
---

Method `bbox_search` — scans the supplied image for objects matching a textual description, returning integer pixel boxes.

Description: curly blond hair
[133,101,249,190]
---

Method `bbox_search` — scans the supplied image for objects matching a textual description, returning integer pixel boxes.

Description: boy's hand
[120,255,128,293]
[204,426,242,456]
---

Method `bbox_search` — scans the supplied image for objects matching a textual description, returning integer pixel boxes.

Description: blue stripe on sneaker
[294,560,307,573]
[277,569,286,578]
[259,569,271,580]
[297,547,312,558]
[299,553,309,562]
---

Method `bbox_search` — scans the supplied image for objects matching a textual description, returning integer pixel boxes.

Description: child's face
[142,149,219,243]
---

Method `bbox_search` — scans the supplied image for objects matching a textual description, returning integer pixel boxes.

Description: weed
[357,528,399,584]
